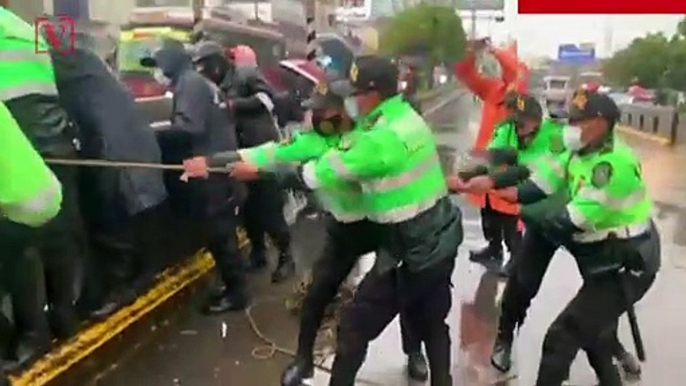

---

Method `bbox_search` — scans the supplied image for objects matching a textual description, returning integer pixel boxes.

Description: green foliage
[603,16,686,91]
[602,33,670,88]
[379,4,466,65]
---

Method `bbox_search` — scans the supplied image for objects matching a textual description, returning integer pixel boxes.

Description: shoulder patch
[591,161,613,188]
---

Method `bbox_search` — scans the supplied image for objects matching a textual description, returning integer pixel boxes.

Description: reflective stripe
[237,149,253,163]
[2,173,61,227]
[529,155,565,194]
[301,162,320,189]
[567,203,589,230]
[0,81,58,100]
[255,92,274,112]
[362,153,439,193]
[329,210,366,223]
[325,151,354,179]
[572,220,651,243]
[576,186,647,210]
[0,50,53,63]
[370,190,446,223]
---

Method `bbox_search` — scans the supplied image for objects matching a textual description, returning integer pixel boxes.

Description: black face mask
[198,55,230,85]
[312,114,343,136]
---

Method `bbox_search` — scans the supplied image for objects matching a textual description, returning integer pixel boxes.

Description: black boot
[202,289,249,314]
[281,357,314,386]
[469,243,503,265]
[498,258,515,278]
[491,331,514,373]
[271,252,296,283]
[407,351,429,381]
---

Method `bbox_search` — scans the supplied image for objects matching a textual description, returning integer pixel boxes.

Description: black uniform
[141,39,247,312]
[221,65,295,282]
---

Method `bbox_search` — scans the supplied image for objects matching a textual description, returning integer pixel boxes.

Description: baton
[44,158,235,174]
[619,271,646,362]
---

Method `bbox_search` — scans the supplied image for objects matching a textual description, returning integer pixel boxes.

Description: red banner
[518,0,686,14]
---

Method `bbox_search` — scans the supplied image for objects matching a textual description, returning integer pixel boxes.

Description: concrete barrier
[618,103,678,145]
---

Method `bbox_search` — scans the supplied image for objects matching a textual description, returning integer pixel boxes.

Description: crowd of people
[0,4,662,385]
[0,8,305,383]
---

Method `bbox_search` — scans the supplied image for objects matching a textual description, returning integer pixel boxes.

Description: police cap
[568,89,620,124]
[302,72,345,110]
[329,55,399,98]
[511,94,543,120]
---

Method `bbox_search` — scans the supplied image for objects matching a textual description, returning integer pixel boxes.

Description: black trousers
[535,270,655,386]
[0,165,85,340]
[499,228,634,381]
[480,196,521,255]
[498,228,558,339]
[190,177,245,296]
[297,218,421,362]
[242,180,291,254]
[329,257,455,386]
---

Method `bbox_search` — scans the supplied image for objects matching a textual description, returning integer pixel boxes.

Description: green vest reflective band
[359,97,447,223]
[0,100,62,226]
[566,135,652,243]
[529,150,572,195]
[239,130,338,169]
[314,179,366,223]
[0,8,59,101]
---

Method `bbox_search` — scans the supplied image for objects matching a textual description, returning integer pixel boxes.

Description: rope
[44,158,233,174]
[244,275,386,386]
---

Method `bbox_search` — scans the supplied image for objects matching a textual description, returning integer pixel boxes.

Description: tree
[602,33,670,89]
[379,4,466,66]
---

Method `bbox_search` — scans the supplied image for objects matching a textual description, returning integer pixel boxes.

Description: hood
[152,39,193,82]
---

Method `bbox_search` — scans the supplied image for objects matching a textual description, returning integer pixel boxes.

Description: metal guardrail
[618,104,680,145]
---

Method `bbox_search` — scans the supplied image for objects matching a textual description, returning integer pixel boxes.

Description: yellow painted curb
[616,125,672,146]
[10,232,248,386]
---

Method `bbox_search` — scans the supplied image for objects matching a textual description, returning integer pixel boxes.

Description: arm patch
[591,161,613,188]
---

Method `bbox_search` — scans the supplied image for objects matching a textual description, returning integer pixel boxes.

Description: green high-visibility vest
[0,7,59,101]
[565,135,652,243]
[488,118,566,169]
[240,128,367,223]
[0,100,62,226]
[313,95,447,223]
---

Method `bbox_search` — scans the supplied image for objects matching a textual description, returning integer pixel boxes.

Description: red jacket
[454,47,529,215]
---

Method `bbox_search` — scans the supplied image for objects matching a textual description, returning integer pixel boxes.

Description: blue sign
[557,44,596,64]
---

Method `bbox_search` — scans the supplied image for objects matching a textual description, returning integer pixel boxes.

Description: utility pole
[306,0,317,61]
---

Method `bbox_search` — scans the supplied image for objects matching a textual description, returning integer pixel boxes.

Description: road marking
[616,125,671,146]
[150,121,170,129]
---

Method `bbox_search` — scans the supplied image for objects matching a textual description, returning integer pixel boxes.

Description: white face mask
[563,125,585,151]
[154,69,171,87]
[343,97,360,120]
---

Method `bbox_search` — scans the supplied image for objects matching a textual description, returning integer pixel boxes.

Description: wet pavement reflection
[94,93,686,386]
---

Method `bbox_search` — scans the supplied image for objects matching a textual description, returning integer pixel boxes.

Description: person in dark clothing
[218,44,295,283]
[50,29,168,319]
[141,39,248,313]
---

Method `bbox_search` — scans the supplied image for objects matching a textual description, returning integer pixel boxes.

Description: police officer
[0,100,63,386]
[183,74,430,385]
[299,55,462,386]
[457,90,658,385]
[221,44,296,283]
[0,8,85,362]
[141,39,248,314]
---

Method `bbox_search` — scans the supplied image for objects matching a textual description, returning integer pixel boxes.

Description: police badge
[591,161,613,188]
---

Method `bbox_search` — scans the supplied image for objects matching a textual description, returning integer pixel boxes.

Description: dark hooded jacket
[221,66,279,147]
[154,40,238,156]
[50,33,167,218]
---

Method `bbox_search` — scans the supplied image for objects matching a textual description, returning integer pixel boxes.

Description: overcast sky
[464,2,683,59]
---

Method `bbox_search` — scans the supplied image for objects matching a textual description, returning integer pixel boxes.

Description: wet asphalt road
[93,90,686,386]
